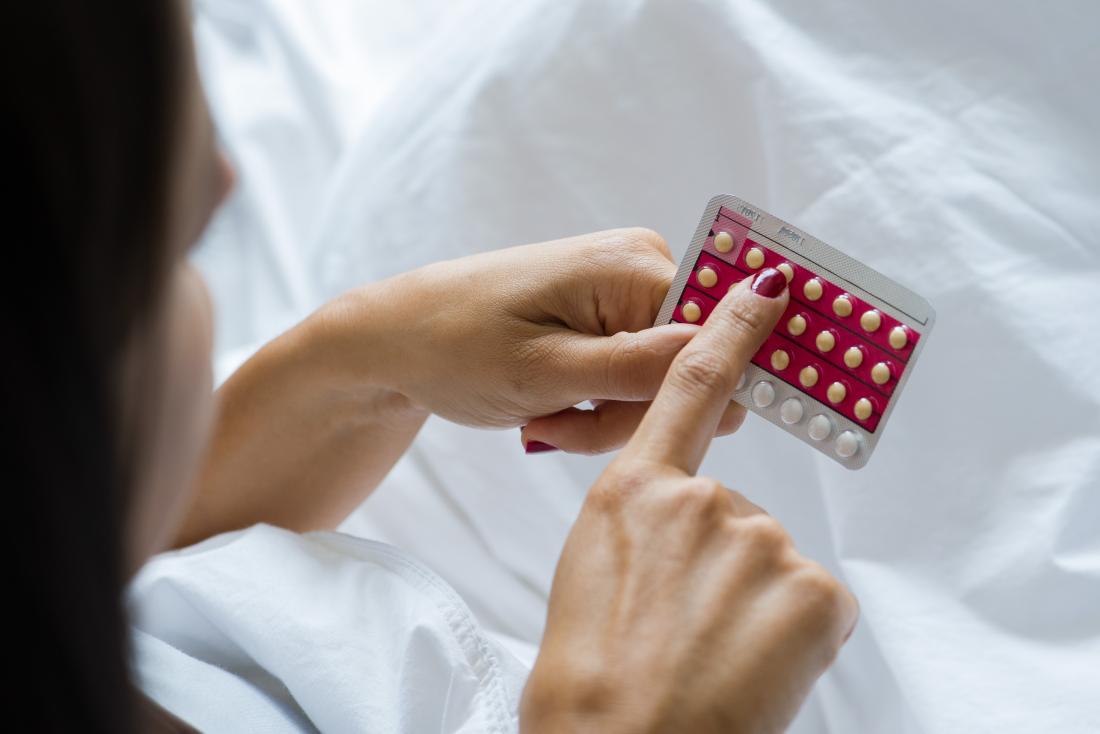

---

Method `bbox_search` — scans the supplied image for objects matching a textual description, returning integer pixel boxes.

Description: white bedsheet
[138,0,1100,731]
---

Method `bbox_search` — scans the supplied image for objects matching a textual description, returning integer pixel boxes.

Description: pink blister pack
[654,194,935,469]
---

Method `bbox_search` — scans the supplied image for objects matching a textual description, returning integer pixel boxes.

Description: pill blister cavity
[714,231,734,253]
[682,301,702,323]
[815,330,836,353]
[803,278,823,301]
[860,309,882,332]
[843,346,864,368]
[770,349,790,371]
[854,397,873,421]
[799,365,819,388]
[835,430,860,458]
[787,314,807,336]
[826,381,847,404]
[807,414,833,442]
[871,361,891,385]
[776,262,794,282]
[832,295,853,318]
[889,325,909,350]
[752,381,776,408]
[696,266,718,288]
[745,247,765,269]
[780,397,804,424]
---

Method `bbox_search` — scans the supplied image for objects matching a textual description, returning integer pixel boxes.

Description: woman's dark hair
[6,3,195,731]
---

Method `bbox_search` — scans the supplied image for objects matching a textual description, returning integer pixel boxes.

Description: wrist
[520,664,642,734]
[291,283,430,424]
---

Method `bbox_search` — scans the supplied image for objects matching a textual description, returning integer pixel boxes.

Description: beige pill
[714,231,734,253]
[854,397,874,421]
[827,381,847,404]
[843,346,864,368]
[787,314,807,336]
[860,309,882,332]
[776,262,794,282]
[871,361,892,385]
[745,247,765,269]
[770,349,791,371]
[696,266,718,288]
[803,278,823,301]
[682,301,702,323]
[799,365,819,388]
[833,295,853,318]
[815,330,836,353]
[889,325,909,350]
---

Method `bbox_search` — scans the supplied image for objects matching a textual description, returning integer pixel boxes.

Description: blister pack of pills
[654,194,935,469]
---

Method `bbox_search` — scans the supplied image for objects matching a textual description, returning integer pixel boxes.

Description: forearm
[173,296,428,548]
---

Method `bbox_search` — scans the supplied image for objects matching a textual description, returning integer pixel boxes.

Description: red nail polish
[525,440,559,454]
[751,268,786,298]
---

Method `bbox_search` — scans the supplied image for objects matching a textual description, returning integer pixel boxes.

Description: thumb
[556,323,701,402]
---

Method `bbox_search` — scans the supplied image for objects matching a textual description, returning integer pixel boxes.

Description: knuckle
[794,563,848,615]
[674,476,731,515]
[713,293,769,339]
[588,462,649,512]
[737,515,791,554]
[669,348,737,399]
[605,332,661,398]
[621,226,668,255]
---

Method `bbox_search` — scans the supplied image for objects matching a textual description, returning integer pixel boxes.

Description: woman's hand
[520,273,858,734]
[319,228,747,452]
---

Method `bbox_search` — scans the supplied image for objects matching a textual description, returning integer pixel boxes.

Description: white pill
[871,362,892,385]
[752,380,776,408]
[697,266,718,288]
[826,381,847,404]
[780,397,804,424]
[799,365,819,388]
[835,430,861,458]
[889,325,909,350]
[770,349,790,371]
[714,231,734,253]
[854,397,874,420]
[833,295,853,318]
[776,262,794,282]
[860,309,882,332]
[803,278,823,301]
[745,247,765,269]
[843,346,864,368]
[807,414,833,441]
[815,330,836,353]
[682,301,702,322]
[787,314,807,336]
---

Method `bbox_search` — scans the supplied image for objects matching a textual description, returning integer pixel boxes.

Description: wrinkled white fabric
[129,525,529,733]
[133,0,1100,731]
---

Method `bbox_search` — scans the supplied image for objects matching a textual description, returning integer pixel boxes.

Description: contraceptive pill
[696,266,718,288]
[657,194,935,469]
[752,380,776,408]
[780,397,804,424]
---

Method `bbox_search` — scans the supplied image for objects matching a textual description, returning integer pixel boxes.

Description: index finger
[622,269,789,475]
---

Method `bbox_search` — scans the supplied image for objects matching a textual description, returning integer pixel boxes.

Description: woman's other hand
[320,228,747,451]
[520,273,858,734]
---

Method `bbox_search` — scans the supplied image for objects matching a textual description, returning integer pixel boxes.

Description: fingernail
[751,268,786,298]
[525,440,559,454]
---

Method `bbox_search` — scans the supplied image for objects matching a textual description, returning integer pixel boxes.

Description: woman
[11,2,857,732]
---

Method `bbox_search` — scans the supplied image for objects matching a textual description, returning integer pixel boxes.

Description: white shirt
[128,524,531,733]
